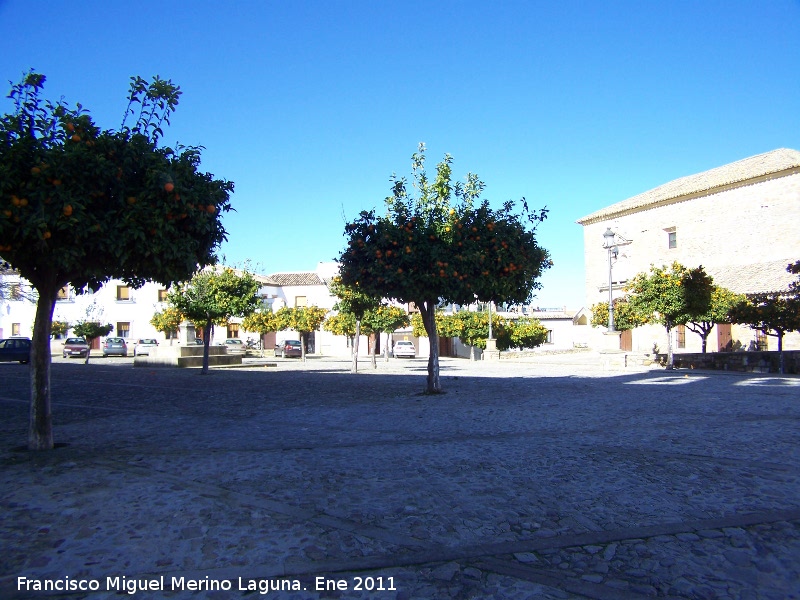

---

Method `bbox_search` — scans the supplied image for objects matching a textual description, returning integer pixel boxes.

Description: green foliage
[328,277,380,319]
[730,294,800,341]
[167,267,260,371]
[362,305,410,336]
[504,317,549,350]
[685,286,747,352]
[72,321,113,341]
[323,311,360,338]
[339,144,550,391]
[275,305,328,362]
[167,268,260,326]
[150,306,184,335]
[589,298,644,331]
[241,309,280,334]
[626,262,713,328]
[626,262,714,368]
[0,71,234,449]
[50,320,69,338]
[0,72,233,294]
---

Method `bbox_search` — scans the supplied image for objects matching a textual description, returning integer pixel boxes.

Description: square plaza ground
[1,355,798,599]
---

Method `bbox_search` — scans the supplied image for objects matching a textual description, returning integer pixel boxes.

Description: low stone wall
[134,345,242,368]
[660,351,800,374]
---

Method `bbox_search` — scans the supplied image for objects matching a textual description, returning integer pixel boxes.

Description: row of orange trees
[589,261,800,372]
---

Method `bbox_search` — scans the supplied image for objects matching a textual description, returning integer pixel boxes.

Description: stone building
[577,148,800,353]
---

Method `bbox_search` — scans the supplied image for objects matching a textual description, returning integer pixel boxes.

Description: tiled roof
[706,260,797,295]
[577,148,800,224]
[267,272,325,286]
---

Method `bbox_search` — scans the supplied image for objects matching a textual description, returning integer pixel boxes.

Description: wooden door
[620,329,632,352]
[717,323,732,352]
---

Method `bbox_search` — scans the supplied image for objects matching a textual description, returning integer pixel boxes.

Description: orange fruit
[31,167,41,175]
[52,179,62,186]
[164,182,174,193]
[127,197,136,205]
[63,205,73,216]
[66,123,75,132]
[206,205,216,214]
[71,134,81,142]
[42,231,51,239]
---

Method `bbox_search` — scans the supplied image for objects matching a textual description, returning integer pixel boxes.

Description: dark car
[0,337,31,363]
[102,337,128,357]
[63,337,90,358]
[275,340,302,358]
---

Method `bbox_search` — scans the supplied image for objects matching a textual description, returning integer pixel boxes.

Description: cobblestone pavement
[1,355,798,599]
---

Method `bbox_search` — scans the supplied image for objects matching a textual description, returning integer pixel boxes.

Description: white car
[392,340,416,358]
[133,338,159,356]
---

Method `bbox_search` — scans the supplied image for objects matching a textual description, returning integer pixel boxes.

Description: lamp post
[602,227,618,332]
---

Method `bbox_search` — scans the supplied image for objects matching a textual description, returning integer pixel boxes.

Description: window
[755,331,768,351]
[545,330,553,344]
[665,227,677,249]
[12,323,21,336]
[295,296,307,307]
[57,286,71,300]
[117,322,130,338]
[116,286,131,301]
[10,284,21,300]
[676,324,686,349]
[227,323,240,338]
[158,289,169,302]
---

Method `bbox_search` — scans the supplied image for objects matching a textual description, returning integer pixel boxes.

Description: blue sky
[2,0,799,308]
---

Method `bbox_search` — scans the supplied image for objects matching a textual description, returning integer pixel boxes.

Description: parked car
[392,340,416,358]
[0,337,31,363]
[63,337,90,359]
[193,338,204,345]
[102,337,128,357]
[222,338,246,355]
[275,340,302,358]
[133,338,158,356]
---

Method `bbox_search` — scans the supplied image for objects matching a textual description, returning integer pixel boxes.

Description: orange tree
[504,317,549,351]
[364,305,410,364]
[590,298,643,332]
[0,72,233,450]
[150,306,185,343]
[686,286,746,353]
[167,268,261,373]
[339,143,550,392]
[328,277,380,373]
[625,262,713,369]
[275,306,329,362]
[71,321,113,365]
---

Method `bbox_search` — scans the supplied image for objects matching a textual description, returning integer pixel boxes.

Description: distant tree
[323,311,359,344]
[686,286,747,353]
[328,278,380,373]
[626,262,714,369]
[275,306,328,363]
[167,268,260,373]
[504,317,549,351]
[71,321,112,364]
[730,293,800,374]
[150,306,184,343]
[1,72,233,450]
[589,298,643,332]
[50,320,69,338]
[241,309,280,352]
[362,304,410,366]
[338,143,550,392]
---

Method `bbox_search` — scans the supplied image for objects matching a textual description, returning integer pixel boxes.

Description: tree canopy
[167,267,261,373]
[0,72,234,449]
[625,262,713,368]
[338,143,550,392]
[274,306,328,362]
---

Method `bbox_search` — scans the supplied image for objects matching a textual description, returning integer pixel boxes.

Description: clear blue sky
[2,0,799,308]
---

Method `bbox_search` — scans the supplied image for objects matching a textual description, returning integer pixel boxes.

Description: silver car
[222,338,246,355]
[102,337,128,357]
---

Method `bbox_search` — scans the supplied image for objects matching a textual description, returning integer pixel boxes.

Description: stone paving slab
[0,356,798,599]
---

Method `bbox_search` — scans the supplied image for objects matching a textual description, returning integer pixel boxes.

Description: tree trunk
[370,334,377,369]
[300,332,307,362]
[201,317,212,374]
[351,320,361,374]
[419,300,441,393]
[84,337,94,364]
[29,284,57,450]
[778,331,784,375]
[470,345,475,361]
[384,332,390,362]
[665,321,674,370]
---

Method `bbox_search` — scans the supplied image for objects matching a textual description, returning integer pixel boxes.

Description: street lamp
[602,227,618,332]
